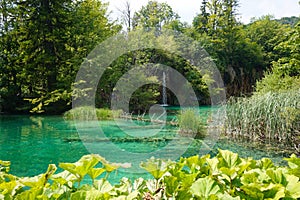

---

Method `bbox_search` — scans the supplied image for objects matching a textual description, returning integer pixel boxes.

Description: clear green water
[0,110,290,184]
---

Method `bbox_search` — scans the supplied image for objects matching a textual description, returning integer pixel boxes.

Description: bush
[178,109,206,138]
[255,71,300,95]
[63,106,122,120]
[1,150,300,199]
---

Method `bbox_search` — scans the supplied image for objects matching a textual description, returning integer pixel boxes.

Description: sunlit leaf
[285,174,300,199]
[140,157,173,179]
[190,177,221,198]
[88,168,105,180]
[217,149,241,169]
[94,179,113,194]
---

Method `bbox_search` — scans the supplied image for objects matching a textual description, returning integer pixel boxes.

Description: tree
[255,22,300,94]
[118,1,132,32]
[0,0,22,112]
[276,16,300,27]
[0,0,120,113]
[132,0,180,31]
[246,15,291,69]
[193,0,209,34]
[192,0,265,96]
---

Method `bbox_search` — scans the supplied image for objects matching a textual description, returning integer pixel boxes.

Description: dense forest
[0,0,299,114]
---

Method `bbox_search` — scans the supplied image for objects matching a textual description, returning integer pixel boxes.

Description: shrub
[255,71,300,95]
[178,109,206,138]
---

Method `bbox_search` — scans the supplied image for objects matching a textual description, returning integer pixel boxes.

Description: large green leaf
[257,158,275,170]
[181,173,198,189]
[140,157,173,179]
[0,160,11,173]
[88,168,105,180]
[285,175,300,199]
[239,184,264,200]
[190,177,221,198]
[218,192,241,200]
[164,176,179,197]
[20,164,57,188]
[207,157,219,175]
[261,183,285,200]
[59,154,100,180]
[284,154,300,178]
[237,158,256,175]
[51,170,77,186]
[15,187,44,200]
[185,155,200,172]
[70,188,105,200]
[217,149,241,169]
[241,171,259,185]
[284,154,300,169]
[94,179,113,194]
[266,169,287,185]
[0,180,23,198]
[219,167,238,181]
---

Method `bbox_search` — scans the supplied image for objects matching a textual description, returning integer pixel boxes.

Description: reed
[63,106,122,120]
[178,109,206,139]
[225,90,300,145]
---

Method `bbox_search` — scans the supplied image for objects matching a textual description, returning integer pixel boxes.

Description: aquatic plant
[63,106,123,120]
[225,90,300,147]
[1,150,300,199]
[177,109,206,139]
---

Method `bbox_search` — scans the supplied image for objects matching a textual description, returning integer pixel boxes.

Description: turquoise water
[0,111,290,184]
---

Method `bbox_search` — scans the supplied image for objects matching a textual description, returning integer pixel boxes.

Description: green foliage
[132,0,180,31]
[63,107,123,120]
[178,109,206,138]
[225,90,300,146]
[246,15,291,68]
[192,0,266,96]
[0,154,132,199]
[276,16,300,27]
[0,0,120,113]
[1,150,300,199]
[1,0,299,113]
[255,21,300,95]
[255,70,300,94]
[95,28,210,111]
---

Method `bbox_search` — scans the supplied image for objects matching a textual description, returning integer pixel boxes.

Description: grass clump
[225,90,300,146]
[63,106,122,120]
[178,109,206,139]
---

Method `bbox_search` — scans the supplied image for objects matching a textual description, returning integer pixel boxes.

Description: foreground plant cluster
[0,150,300,199]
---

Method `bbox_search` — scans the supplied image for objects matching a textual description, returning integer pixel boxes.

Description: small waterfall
[162,72,168,106]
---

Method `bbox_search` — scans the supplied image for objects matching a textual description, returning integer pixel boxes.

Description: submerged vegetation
[1,150,300,199]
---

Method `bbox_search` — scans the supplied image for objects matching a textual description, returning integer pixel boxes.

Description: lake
[0,109,290,184]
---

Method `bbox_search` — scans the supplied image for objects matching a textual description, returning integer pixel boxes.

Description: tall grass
[225,90,300,145]
[178,109,206,139]
[63,106,123,120]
